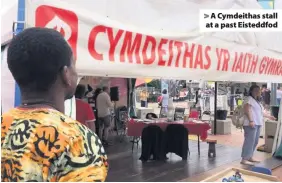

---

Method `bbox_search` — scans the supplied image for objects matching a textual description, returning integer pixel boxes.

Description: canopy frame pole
[213,82,218,135]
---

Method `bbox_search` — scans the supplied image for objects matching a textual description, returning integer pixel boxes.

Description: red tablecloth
[127,119,211,141]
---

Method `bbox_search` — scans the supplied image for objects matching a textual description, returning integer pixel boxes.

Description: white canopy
[1,0,18,45]
[1,1,281,150]
[25,0,282,83]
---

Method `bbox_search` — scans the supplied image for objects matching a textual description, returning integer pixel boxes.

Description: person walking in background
[195,88,199,106]
[235,88,241,105]
[140,89,149,107]
[1,28,108,182]
[161,89,169,113]
[241,85,263,166]
[261,84,271,110]
[243,88,248,97]
[75,84,96,132]
[94,88,102,134]
[96,86,113,146]
[277,86,282,106]
[157,95,163,108]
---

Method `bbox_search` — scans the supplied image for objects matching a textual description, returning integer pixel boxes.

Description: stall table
[127,119,211,154]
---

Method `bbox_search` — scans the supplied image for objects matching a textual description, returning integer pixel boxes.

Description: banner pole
[14,0,25,107]
[213,82,218,135]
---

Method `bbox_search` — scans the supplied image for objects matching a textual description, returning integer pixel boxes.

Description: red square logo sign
[36,5,78,59]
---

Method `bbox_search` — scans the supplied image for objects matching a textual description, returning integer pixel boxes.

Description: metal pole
[214,82,218,135]
[145,82,148,107]
[271,83,277,106]
[230,84,235,115]
[14,0,26,107]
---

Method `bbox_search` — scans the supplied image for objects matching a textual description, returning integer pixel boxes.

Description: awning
[135,78,153,87]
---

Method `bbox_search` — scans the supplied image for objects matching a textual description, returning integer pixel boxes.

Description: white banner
[25,0,282,83]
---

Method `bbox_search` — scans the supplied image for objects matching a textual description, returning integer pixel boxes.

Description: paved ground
[136,101,282,181]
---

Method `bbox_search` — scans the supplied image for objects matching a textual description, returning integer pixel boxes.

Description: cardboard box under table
[201,168,278,182]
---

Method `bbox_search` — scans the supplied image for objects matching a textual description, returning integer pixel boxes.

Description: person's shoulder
[59,113,106,158]
[76,98,90,107]
[44,110,102,150]
[1,108,86,147]
[97,92,106,97]
[245,96,254,103]
[33,109,85,135]
[1,108,19,132]
[101,92,110,98]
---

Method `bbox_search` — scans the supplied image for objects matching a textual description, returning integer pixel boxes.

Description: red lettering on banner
[275,60,281,75]
[120,32,142,63]
[216,48,222,70]
[273,60,281,75]
[268,58,277,75]
[233,52,258,73]
[87,25,280,77]
[236,53,243,72]
[194,45,204,69]
[249,54,258,73]
[277,60,282,75]
[183,43,195,68]
[157,39,168,66]
[88,25,106,60]
[259,56,267,74]
[216,48,230,71]
[243,53,252,73]
[204,46,211,70]
[107,28,123,62]
[222,49,230,71]
[260,57,282,76]
[167,41,174,67]
[276,61,280,75]
[174,41,183,67]
[142,36,156,65]
[216,49,230,71]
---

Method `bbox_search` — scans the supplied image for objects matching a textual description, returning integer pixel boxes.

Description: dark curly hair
[7,27,73,92]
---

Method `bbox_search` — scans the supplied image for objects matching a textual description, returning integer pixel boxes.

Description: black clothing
[195,90,199,105]
[262,90,271,105]
[146,113,158,119]
[139,125,166,162]
[165,124,189,160]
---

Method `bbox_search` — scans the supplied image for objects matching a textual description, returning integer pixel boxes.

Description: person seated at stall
[75,84,96,132]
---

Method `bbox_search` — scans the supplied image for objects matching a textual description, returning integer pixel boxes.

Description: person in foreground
[241,85,263,166]
[1,27,108,182]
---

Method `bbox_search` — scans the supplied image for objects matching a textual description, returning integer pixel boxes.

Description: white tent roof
[24,0,282,82]
[1,0,18,45]
[2,0,281,53]
[59,0,281,54]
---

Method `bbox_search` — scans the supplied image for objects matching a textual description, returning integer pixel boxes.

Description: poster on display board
[25,0,282,83]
